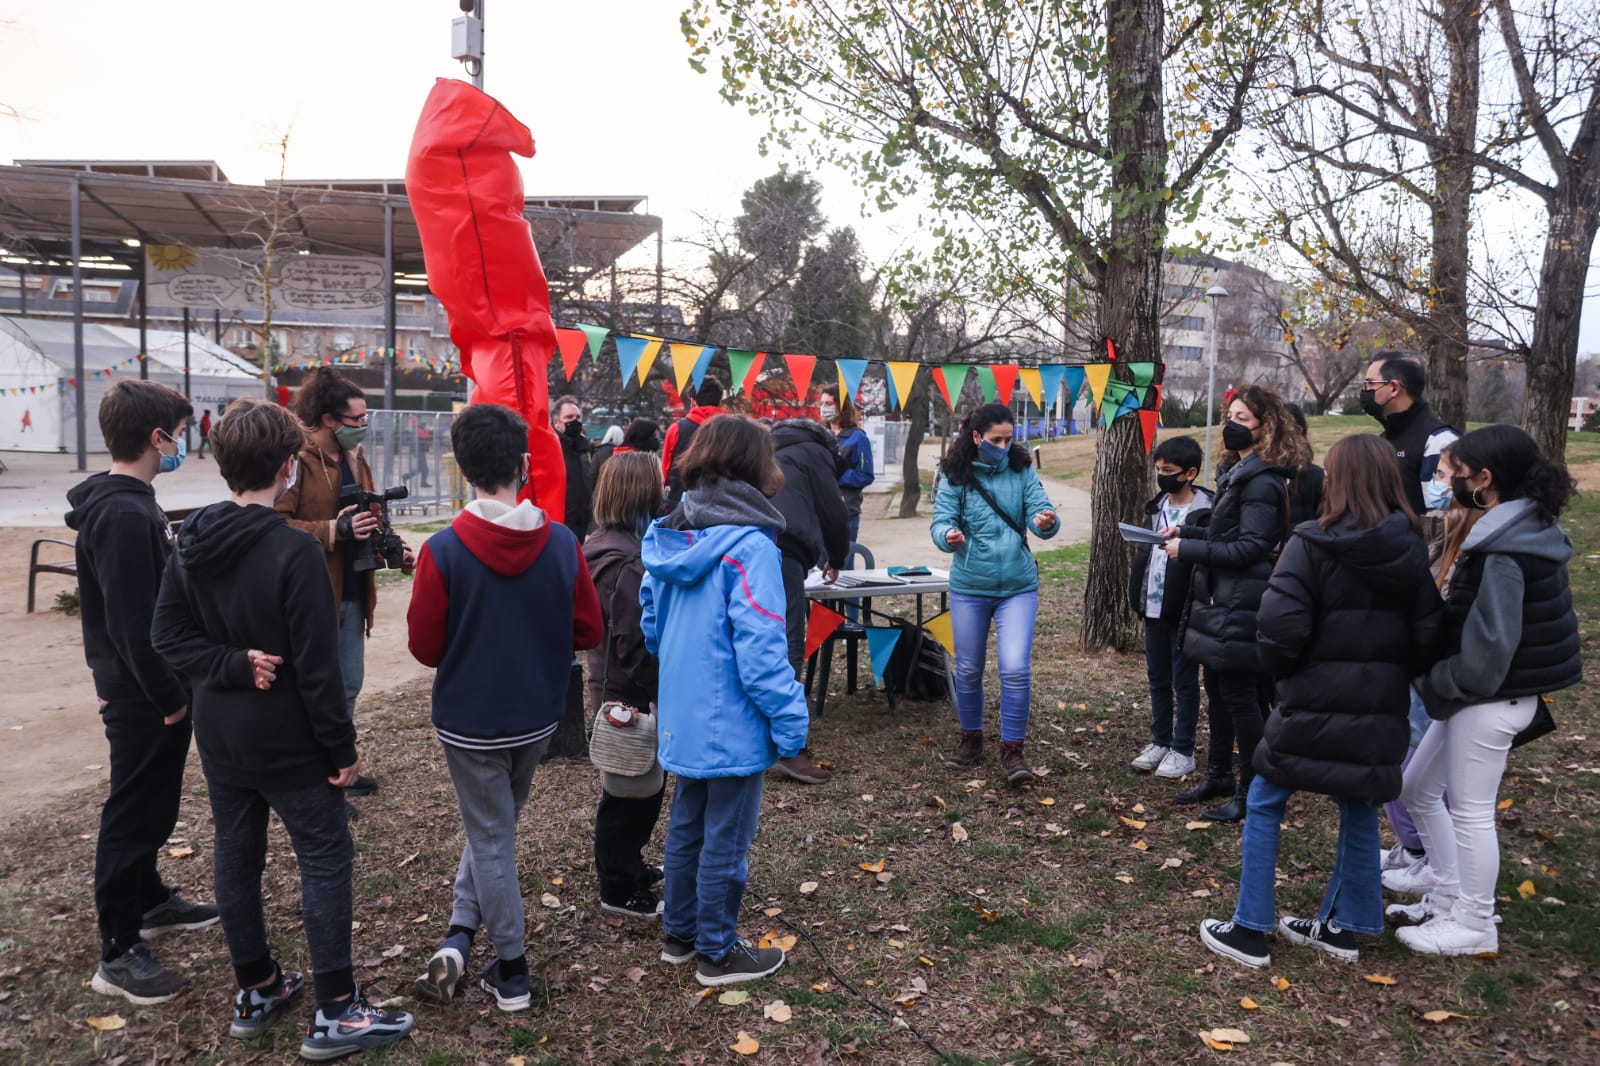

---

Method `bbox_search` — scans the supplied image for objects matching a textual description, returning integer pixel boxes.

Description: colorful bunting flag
[991,364,1019,406]
[1083,364,1112,411]
[921,611,956,657]
[1018,366,1044,407]
[784,354,817,400]
[669,342,701,395]
[805,602,847,660]
[887,362,921,413]
[932,364,971,410]
[554,328,588,381]
[835,358,868,406]
[865,626,902,687]
[578,323,609,360]
[690,345,716,392]
[727,349,763,395]
[1138,410,1159,453]
[1127,361,1157,389]
[634,337,664,385]
[613,335,649,386]
[1061,366,1085,411]
[975,365,998,403]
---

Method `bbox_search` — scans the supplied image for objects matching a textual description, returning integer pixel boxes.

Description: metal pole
[383,200,396,410]
[1202,296,1219,483]
[475,2,484,90]
[17,265,25,316]
[137,247,149,379]
[182,307,192,450]
[654,220,664,336]
[213,307,221,343]
[72,177,87,471]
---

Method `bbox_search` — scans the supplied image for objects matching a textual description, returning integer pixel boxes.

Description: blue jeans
[949,590,1038,742]
[1234,776,1384,936]
[337,599,365,718]
[662,773,766,962]
[1143,620,1199,755]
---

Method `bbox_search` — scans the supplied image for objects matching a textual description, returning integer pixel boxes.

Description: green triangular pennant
[578,323,610,360]
[727,349,760,393]
[975,365,998,403]
[1127,361,1157,388]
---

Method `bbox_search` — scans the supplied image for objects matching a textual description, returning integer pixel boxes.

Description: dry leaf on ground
[1363,974,1397,986]
[1186,821,1213,830]
[951,822,969,842]
[859,859,886,874]
[1517,879,1537,899]
[1119,815,1146,828]
[1497,797,1514,810]
[1421,1010,1470,1023]
[1240,997,1259,1010]
[85,1015,125,1031]
[731,1031,760,1055]
[165,846,193,859]
[764,1000,793,1023]
[799,881,819,895]
[539,893,561,909]
[1208,1027,1250,1044]
[1273,976,1291,991]
[719,990,751,1006]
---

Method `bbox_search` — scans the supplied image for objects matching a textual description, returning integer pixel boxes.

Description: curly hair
[1225,385,1311,471]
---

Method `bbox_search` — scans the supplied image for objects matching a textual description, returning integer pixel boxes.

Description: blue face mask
[1422,478,1452,512]
[977,439,1010,468]
[158,432,186,475]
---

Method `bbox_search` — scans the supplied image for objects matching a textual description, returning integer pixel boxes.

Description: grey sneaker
[694,939,785,987]
[299,993,415,1061]
[661,932,696,965]
[229,966,304,1039]
[139,889,220,939]
[413,931,471,1004]
[91,943,189,1005]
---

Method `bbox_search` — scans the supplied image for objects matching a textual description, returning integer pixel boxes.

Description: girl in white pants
[1397,426,1580,957]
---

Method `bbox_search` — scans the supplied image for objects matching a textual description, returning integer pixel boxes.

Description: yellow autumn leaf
[1131,839,1149,851]
[85,1014,126,1031]
[1497,797,1514,810]
[775,935,797,951]
[1517,879,1537,899]
[1039,797,1057,806]
[1114,874,1135,884]
[918,955,935,967]
[1186,821,1213,831]
[1273,976,1291,991]
[508,1058,526,1066]
[165,846,194,859]
[1210,1027,1250,1044]
[1119,816,1147,829]
[811,981,830,993]
[1200,1032,1234,1051]
[1240,997,1259,1010]
[731,1031,760,1055]
[1364,974,1397,986]
[860,859,886,874]
[719,989,751,1006]
[764,1000,793,1023]
[1422,1010,1470,1023]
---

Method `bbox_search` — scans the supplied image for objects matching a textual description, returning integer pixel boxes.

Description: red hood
[688,405,722,425]
[451,502,551,576]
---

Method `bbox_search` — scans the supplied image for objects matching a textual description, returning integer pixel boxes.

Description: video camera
[340,486,409,572]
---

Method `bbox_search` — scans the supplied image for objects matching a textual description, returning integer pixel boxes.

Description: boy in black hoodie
[66,379,217,1005]
[151,400,414,1059]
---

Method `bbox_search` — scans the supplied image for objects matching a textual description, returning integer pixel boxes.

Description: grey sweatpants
[442,738,551,962]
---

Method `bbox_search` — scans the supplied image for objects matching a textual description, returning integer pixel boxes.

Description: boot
[999,741,1035,785]
[1175,773,1234,806]
[1202,771,1250,823]
[945,730,983,769]
[775,750,831,785]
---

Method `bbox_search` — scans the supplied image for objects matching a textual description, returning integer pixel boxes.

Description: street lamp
[1201,284,1230,483]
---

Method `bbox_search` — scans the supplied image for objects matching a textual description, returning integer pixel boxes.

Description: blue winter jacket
[837,427,875,490]
[641,479,811,778]
[929,453,1059,598]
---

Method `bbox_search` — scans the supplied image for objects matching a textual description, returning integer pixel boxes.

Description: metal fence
[363,409,460,515]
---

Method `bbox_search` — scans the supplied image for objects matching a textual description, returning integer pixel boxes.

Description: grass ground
[3,428,1598,1065]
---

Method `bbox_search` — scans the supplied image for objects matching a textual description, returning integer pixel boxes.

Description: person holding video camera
[277,368,414,797]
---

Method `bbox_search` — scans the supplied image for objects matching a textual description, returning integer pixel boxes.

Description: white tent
[0,316,266,453]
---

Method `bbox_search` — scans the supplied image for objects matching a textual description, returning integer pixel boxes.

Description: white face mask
[282,457,298,496]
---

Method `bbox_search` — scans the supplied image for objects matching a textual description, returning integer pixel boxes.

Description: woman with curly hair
[1162,385,1309,822]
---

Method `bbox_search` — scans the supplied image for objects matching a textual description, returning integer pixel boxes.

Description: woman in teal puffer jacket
[930,403,1059,783]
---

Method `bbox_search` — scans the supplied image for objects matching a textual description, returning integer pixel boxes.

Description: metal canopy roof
[0,164,661,276]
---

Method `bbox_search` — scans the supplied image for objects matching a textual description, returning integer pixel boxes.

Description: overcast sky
[1,0,1595,356]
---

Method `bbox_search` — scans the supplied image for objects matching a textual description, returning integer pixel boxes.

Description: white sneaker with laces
[1381,855,1435,897]
[1378,842,1420,872]
[1131,744,1170,772]
[1386,893,1443,925]
[1155,750,1197,779]
[1397,915,1498,957]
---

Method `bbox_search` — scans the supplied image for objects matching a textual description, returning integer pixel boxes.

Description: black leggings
[1203,668,1268,784]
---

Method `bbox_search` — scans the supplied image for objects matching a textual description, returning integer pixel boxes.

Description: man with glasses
[1359,354,1459,516]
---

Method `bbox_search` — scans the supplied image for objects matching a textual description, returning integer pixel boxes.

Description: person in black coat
[767,417,851,786]
[554,395,595,540]
[1161,386,1308,822]
[1199,434,1443,971]
[585,451,670,920]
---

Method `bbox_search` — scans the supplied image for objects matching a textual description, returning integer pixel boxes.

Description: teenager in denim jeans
[1200,435,1442,970]
[930,403,1059,785]
[642,415,811,987]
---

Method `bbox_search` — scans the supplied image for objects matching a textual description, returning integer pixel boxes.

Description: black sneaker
[230,966,305,1039]
[299,993,415,1061]
[91,943,189,1005]
[694,939,785,988]
[645,864,665,887]
[342,774,379,797]
[140,889,220,939]
[660,932,696,966]
[1278,916,1359,962]
[600,890,663,920]
[1198,918,1271,970]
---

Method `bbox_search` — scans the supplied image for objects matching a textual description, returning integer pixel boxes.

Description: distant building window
[1164,284,1200,301]
[1168,345,1204,361]
[230,328,257,348]
[1168,315,1205,332]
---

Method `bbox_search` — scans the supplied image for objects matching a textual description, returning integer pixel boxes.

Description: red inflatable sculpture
[405,78,565,520]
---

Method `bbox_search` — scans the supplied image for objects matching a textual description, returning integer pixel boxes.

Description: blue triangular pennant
[1064,366,1086,411]
[690,345,716,391]
[835,358,869,403]
[613,335,648,387]
[865,626,902,687]
[1038,365,1068,412]
[884,365,901,411]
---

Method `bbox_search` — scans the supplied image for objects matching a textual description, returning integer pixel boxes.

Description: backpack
[885,617,950,702]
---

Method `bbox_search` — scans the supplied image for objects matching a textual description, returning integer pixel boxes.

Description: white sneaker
[1155,750,1196,779]
[1385,893,1444,925]
[1382,855,1435,897]
[1131,744,1170,772]
[1379,842,1422,872]
[1397,915,1498,957]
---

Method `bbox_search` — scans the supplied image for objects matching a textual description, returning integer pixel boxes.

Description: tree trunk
[1080,0,1165,653]
[1422,0,1480,432]
[1522,201,1600,459]
[898,372,933,518]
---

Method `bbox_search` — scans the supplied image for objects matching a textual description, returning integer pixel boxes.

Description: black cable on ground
[746,884,959,1064]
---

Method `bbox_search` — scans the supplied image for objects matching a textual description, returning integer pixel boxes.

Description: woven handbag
[587,576,661,779]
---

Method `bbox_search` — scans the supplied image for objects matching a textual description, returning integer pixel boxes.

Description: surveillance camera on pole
[452,0,485,89]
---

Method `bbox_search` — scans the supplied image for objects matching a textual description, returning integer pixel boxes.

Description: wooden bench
[27,507,201,614]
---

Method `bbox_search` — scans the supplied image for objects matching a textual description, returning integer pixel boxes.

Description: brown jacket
[275,437,378,634]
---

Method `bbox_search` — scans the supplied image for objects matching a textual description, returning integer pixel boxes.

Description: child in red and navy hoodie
[406,403,603,1012]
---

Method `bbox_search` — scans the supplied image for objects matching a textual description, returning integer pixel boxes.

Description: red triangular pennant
[990,365,1019,405]
[554,328,588,381]
[784,354,817,401]
[1105,337,1118,362]
[931,366,954,409]
[1138,409,1159,454]
[804,601,847,660]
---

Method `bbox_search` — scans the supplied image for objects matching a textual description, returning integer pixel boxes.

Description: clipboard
[1117,522,1169,546]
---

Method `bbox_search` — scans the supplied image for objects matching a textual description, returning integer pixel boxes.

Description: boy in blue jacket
[407,404,603,1011]
[642,415,811,987]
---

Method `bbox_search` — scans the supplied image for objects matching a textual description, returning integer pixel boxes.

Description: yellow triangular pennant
[887,362,922,409]
[1018,367,1043,407]
[670,342,700,395]
[922,611,956,657]
[1083,363,1112,410]
[636,337,664,385]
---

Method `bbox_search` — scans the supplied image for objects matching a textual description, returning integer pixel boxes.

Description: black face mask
[1452,476,1486,510]
[1222,420,1255,452]
[1359,389,1387,423]
[562,420,585,439]
[1156,472,1189,496]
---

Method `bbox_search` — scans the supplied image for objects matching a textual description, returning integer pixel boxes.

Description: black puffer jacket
[1252,512,1444,804]
[770,419,851,570]
[1177,454,1292,672]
